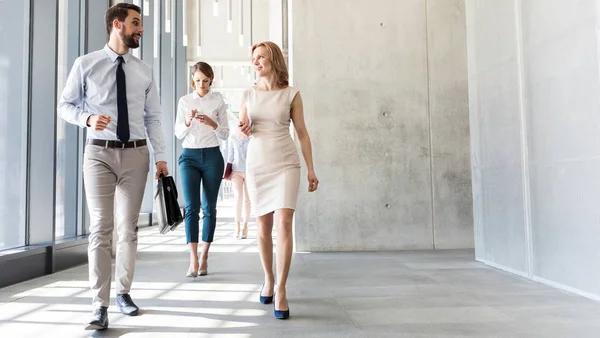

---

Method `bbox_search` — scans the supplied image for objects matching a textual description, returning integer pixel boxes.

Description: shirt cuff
[79,112,92,128]
[153,152,167,164]
[214,126,228,137]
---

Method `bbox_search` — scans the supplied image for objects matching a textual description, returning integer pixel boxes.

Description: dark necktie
[116,56,130,143]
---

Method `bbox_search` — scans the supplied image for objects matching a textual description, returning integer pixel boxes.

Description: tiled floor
[1,202,600,337]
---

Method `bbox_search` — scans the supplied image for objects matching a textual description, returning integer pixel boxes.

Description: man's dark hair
[105,3,141,36]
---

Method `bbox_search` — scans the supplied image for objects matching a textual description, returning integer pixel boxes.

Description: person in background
[175,61,229,278]
[224,132,251,239]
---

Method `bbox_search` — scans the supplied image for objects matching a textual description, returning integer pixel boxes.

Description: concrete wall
[467,0,600,299]
[292,0,473,251]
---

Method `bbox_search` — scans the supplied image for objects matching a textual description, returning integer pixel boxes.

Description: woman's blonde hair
[251,41,288,88]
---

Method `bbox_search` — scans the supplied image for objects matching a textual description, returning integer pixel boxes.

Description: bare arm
[290,92,315,174]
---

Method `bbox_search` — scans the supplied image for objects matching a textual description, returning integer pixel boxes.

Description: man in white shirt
[57,3,168,330]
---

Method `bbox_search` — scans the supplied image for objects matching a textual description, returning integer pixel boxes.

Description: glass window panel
[55,0,81,239]
[0,0,29,250]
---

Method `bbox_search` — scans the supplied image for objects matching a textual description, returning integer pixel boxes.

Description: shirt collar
[193,90,213,100]
[103,44,132,64]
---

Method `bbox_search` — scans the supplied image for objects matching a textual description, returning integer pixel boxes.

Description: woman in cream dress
[239,41,319,320]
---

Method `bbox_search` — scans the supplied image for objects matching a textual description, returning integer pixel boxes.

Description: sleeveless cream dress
[244,86,301,216]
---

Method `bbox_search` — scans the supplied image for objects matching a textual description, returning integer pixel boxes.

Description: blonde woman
[239,41,319,319]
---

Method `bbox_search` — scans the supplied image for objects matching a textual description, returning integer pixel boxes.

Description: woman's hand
[196,114,217,129]
[185,109,197,127]
[307,171,319,192]
[239,120,252,137]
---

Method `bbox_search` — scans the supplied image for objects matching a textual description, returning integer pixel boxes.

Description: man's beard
[120,30,140,49]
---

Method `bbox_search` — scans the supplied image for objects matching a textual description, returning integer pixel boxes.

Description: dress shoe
[84,306,108,330]
[259,284,274,304]
[199,260,208,276]
[274,293,289,319]
[241,224,248,239]
[234,223,241,238]
[116,294,139,316]
[186,267,198,278]
[187,261,200,278]
[274,307,290,319]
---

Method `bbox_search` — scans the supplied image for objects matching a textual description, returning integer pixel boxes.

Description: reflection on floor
[1,200,600,337]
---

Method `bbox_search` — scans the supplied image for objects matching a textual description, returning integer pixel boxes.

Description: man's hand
[155,161,169,179]
[87,114,111,131]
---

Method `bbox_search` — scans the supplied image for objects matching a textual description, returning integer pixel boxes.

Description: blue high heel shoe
[274,308,290,319]
[259,284,273,304]
[274,294,290,319]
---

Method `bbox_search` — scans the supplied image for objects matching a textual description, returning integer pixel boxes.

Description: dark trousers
[178,146,224,243]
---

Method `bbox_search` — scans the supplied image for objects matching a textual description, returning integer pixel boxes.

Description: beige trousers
[83,144,149,308]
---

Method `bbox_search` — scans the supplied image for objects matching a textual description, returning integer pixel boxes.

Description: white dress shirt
[175,91,229,148]
[57,44,166,162]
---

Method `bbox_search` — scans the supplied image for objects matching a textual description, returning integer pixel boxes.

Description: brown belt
[87,138,147,149]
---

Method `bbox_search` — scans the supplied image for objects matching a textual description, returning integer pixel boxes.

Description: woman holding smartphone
[175,61,229,278]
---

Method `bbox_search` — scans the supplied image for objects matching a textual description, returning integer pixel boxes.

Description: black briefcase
[154,175,184,234]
